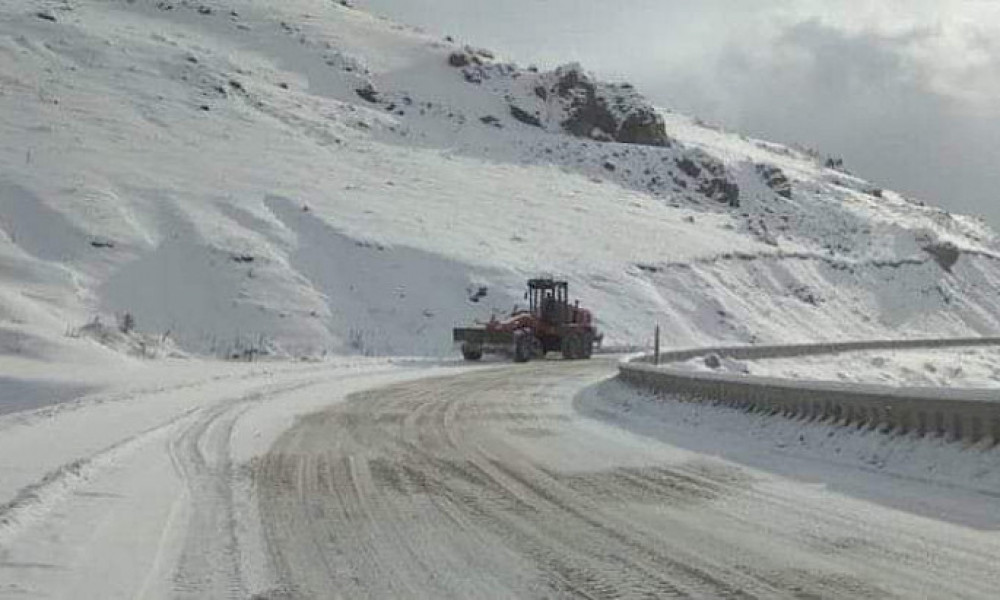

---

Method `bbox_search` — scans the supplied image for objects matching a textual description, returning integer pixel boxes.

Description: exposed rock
[447,52,469,68]
[791,285,821,305]
[355,84,379,103]
[561,100,616,140]
[552,65,670,147]
[509,104,541,127]
[756,164,792,199]
[462,69,483,84]
[923,241,961,272]
[447,46,496,70]
[674,154,740,207]
[675,157,701,179]
[618,108,670,146]
[825,157,848,172]
[702,178,739,207]
[468,286,488,303]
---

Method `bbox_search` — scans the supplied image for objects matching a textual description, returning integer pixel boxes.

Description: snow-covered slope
[3,0,1000,362]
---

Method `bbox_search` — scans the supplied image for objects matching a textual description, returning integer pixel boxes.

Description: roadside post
[654,324,661,366]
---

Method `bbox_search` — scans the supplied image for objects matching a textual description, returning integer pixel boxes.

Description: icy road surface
[257,360,1000,600]
[3,358,1000,599]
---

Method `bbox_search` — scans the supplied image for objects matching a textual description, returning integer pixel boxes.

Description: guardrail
[618,338,1000,444]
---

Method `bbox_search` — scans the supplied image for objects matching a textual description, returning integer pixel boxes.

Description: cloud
[357,0,1000,226]
[669,16,1000,223]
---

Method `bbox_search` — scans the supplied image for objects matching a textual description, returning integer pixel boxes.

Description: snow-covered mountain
[3,0,1000,362]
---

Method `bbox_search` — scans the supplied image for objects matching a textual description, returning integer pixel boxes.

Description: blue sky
[356,0,1000,227]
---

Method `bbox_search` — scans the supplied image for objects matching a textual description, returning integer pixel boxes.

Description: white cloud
[357,0,1000,225]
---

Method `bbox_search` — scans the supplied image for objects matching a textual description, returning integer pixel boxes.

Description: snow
[1,0,1000,364]
[1,0,1000,595]
[578,378,1000,529]
[0,354,466,598]
[0,377,94,416]
[682,346,1000,389]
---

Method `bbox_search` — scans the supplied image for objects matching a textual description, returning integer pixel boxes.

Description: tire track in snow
[0,367,333,549]
[255,360,1000,599]
[254,362,813,598]
[166,379,325,600]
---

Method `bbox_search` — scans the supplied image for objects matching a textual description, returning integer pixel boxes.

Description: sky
[355,0,1000,228]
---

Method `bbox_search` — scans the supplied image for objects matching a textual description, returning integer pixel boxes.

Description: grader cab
[453,279,602,362]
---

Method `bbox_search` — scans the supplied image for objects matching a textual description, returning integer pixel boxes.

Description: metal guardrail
[618,338,1000,444]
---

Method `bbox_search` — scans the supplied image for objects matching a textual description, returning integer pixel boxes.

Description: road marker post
[654,324,661,366]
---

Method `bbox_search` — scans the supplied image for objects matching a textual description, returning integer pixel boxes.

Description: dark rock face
[675,154,740,207]
[448,52,470,68]
[923,242,961,272]
[756,164,792,199]
[556,71,616,139]
[355,84,379,103]
[699,176,741,208]
[553,66,670,147]
[618,108,668,146]
[675,157,701,179]
[509,104,541,127]
[446,46,495,69]
[446,58,671,148]
[825,157,846,171]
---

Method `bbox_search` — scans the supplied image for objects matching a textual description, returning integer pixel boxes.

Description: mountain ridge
[1,0,999,364]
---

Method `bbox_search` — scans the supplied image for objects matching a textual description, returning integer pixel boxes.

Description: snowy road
[0,360,460,599]
[255,359,1000,600]
[3,358,1000,599]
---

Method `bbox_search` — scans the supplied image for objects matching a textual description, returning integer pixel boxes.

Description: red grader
[453,278,602,362]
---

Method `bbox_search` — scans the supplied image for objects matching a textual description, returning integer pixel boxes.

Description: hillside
[3,0,1000,364]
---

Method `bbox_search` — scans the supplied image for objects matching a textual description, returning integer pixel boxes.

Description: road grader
[453,278,602,362]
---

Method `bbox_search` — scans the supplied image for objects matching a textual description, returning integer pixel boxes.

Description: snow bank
[715,346,1000,389]
[578,379,1000,529]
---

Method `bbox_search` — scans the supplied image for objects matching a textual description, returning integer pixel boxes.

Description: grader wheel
[513,333,534,363]
[461,342,483,361]
[561,333,584,360]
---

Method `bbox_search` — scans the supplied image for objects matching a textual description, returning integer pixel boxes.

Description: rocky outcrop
[618,108,668,146]
[756,164,792,199]
[447,52,470,68]
[509,104,541,128]
[923,241,961,272]
[552,65,670,147]
[676,153,740,207]
[355,84,379,103]
[445,56,671,148]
